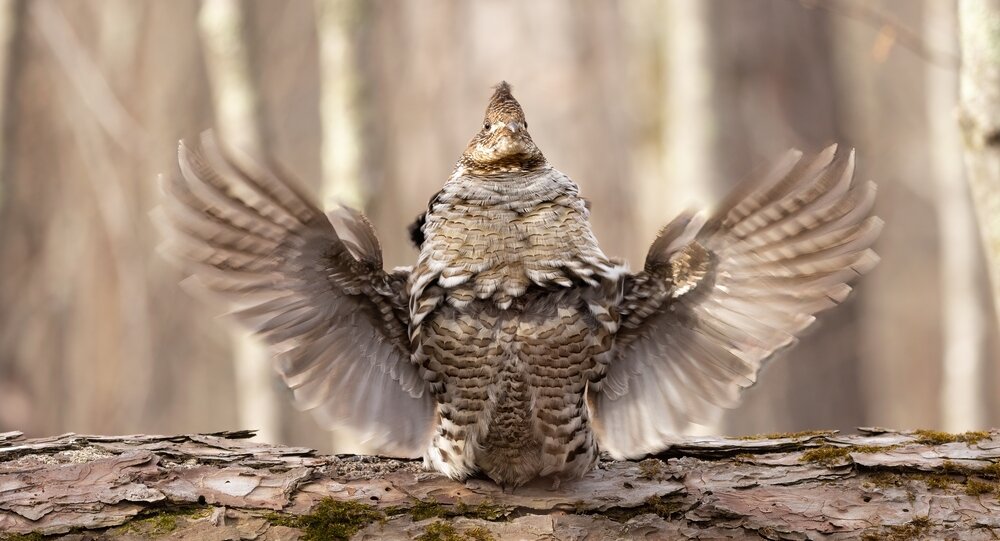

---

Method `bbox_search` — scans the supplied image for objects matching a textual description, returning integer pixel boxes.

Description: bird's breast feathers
[408,167,627,314]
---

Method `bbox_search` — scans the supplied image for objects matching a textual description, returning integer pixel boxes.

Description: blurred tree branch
[797,0,960,70]
[33,0,157,429]
[30,1,147,152]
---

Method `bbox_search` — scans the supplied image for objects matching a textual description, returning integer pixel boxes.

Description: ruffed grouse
[160,81,881,489]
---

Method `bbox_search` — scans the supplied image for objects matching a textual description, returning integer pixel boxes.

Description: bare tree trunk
[959,1,1000,330]
[0,0,17,206]
[0,0,24,432]
[3,429,999,539]
[621,0,715,259]
[661,0,716,215]
[621,0,666,255]
[314,0,364,209]
[197,0,279,444]
[928,0,988,432]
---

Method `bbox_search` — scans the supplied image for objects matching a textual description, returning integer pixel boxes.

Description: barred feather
[592,147,881,459]
[157,131,433,457]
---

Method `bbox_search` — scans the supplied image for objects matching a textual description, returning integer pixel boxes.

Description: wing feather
[158,131,434,457]
[592,147,881,458]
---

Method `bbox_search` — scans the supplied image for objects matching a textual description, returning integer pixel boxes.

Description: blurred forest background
[0,0,998,453]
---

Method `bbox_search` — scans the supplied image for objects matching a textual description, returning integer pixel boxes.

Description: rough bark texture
[1,430,999,540]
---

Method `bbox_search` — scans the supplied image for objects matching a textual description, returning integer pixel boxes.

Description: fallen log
[1,428,998,539]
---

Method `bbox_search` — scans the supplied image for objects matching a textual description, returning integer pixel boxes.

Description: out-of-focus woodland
[0,0,998,454]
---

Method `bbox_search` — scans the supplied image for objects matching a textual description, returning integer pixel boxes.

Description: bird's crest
[485,81,525,123]
[459,81,546,175]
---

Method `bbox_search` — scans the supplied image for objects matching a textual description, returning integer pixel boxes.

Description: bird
[158,81,881,490]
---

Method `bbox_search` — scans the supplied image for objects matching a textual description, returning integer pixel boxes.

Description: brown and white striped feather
[157,131,434,457]
[591,146,881,459]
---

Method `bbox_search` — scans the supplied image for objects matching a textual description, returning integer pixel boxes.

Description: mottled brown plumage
[159,81,881,490]
[407,82,624,488]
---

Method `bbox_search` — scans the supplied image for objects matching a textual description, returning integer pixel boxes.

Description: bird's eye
[523,122,527,129]
[483,122,490,130]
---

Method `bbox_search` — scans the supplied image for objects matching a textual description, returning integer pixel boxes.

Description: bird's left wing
[590,146,881,459]
[158,131,435,457]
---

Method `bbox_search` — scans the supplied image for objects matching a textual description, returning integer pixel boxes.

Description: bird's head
[459,82,546,175]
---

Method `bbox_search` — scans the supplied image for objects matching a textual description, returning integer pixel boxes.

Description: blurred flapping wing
[591,146,881,458]
[158,131,434,457]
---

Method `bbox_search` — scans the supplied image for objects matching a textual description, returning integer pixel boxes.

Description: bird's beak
[505,121,521,134]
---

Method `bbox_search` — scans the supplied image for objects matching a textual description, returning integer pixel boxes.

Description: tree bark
[1,429,998,540]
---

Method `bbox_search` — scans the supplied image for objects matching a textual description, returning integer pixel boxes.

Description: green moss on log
[736,430,834,440]
[913,430,990,445]
[265,499,383,541]
[0,534,46,541]
[862,516,933,541]
[416,521,496,541]
[800,446,851,466]
[108,505,212,538]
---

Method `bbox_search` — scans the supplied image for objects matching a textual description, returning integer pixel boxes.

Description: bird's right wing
[158,132,435,457]
[591,147,881,458]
